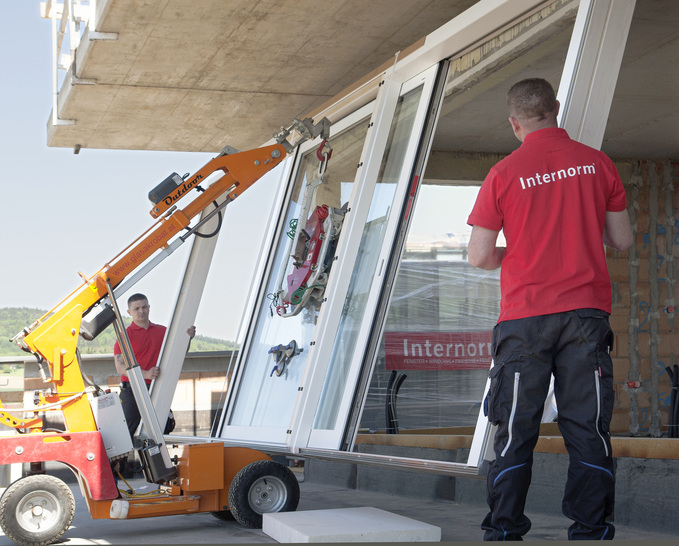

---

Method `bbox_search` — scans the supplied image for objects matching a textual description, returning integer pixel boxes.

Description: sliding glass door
[306,66,441,449]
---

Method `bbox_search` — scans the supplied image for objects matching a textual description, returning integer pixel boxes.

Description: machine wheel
[0,474,75,546]
[228,460,299,529]
[210,510,235,522]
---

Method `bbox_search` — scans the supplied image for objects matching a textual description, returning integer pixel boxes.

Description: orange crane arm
[13,143,287,432]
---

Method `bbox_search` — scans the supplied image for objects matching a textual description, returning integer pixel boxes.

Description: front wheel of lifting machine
[228,459,300,529]
[0,474,75,546]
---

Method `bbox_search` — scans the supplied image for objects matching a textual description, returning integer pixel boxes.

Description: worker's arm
[115,353,159,380]
[603,209,633,251]
[468,225,504,270]
[115,327,195,377]
[114,353,127,376]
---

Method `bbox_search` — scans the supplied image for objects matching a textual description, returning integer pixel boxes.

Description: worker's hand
[143,367,160,381]
[187,325,196,339]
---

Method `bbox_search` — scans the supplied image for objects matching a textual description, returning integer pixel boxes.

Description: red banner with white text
[384,331,492,371]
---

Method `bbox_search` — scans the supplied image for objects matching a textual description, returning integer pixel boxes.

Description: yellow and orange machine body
[3,143,288,519]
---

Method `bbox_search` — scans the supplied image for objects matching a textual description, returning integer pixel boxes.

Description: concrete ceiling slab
[48,0,477,152]
[46,0,678,160]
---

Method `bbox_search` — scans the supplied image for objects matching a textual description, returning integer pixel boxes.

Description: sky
[0,3,276,341]
[0,3,488,345]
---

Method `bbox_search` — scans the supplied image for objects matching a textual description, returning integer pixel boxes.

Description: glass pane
[313,85,425,430]
[361,185,500,432]
[226,116,370,430]
[357,2,577,440]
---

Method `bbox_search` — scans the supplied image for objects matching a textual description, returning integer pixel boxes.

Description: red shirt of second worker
[113,321,166,384]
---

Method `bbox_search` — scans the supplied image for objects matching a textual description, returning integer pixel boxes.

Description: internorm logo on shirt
[519,163,596,190]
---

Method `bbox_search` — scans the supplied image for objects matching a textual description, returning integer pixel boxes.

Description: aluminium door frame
[302,63,442,450]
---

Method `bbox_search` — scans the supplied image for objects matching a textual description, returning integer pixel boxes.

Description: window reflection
[361,185,500,433]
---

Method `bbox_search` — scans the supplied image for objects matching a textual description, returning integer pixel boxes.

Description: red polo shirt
[113,321,167,384]
[468,127,627,322]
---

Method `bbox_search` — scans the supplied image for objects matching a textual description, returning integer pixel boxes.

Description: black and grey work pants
[481,309,615,541]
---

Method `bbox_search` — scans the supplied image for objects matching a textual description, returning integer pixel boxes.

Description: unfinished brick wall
[608,159,679,436]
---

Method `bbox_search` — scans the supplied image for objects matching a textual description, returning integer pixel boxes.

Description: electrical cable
[4,387,95,414]
[77,348,106,395]
[392,373,407,434]
[193,200,223,238]
[115,468,163,498]
[385,371,407,434]
[385,371,396,433]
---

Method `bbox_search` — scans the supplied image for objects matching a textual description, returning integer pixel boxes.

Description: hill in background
[1,307,236,357]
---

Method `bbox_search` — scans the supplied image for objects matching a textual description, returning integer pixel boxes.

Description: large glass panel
[313,85,425,431]
[355,0,578,445]
[361,185,501,432]
[224,115,370,434]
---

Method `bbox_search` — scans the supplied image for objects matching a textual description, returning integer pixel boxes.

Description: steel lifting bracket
[274,117,331,153]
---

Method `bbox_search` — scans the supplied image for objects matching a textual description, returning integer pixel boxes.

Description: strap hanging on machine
[269,138,332,317]
[271,136,334,317]
[316,139,332,176]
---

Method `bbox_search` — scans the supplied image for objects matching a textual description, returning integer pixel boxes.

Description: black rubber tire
[228,460,300,529]
[210,510,235,522]
[0,474,75,546]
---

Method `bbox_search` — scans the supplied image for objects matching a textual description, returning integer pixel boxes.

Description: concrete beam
[423,150,507,183]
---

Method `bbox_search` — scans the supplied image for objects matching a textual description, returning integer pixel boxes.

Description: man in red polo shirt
[114,293,195,437]
[467,78,632,541]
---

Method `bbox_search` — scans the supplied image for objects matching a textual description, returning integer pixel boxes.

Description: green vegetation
[187,334,238,353]
[0,307,236,357]
[1,307,45,357]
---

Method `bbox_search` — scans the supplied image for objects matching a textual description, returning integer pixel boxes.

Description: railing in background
[40,0,118,130]
[0,350,236,437]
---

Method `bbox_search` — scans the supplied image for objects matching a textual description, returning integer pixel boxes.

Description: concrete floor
[0,472,677,545]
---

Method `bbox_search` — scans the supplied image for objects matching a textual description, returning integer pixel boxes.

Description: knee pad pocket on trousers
[485,355,522,426]
[573,309,615,434]
[596,349,615,434]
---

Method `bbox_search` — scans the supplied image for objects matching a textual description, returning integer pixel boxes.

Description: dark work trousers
[481,309,615,541]
[120,382,173,438]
